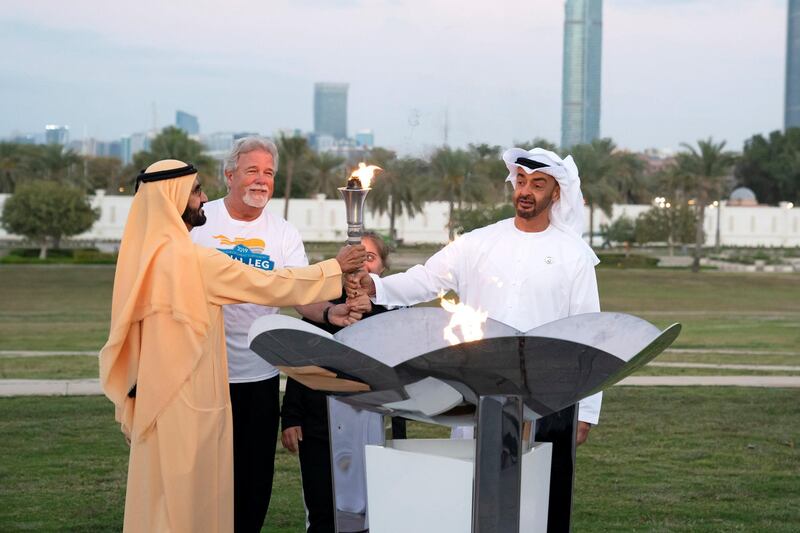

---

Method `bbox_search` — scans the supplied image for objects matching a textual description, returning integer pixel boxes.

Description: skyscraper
[314,83,348,140]
[44,125,69,145]
[786,0,800,129]
[561,0,603,149]
[176,110,200,135]
[355,129,374,149]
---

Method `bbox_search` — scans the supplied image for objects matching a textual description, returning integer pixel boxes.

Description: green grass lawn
[0,355,99,379]
[598,270,800,358]
[575,387,800,532]
[2,265,800,530]
[2,265,799,355]
[1,388,798,532]
[0,266,114,351]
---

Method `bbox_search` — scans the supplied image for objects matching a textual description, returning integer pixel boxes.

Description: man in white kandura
[348,146,602,532]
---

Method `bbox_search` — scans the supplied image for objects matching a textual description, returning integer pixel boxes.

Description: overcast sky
[0,0,787,155]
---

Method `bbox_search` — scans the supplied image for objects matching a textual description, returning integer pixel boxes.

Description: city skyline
[0,1,787,155]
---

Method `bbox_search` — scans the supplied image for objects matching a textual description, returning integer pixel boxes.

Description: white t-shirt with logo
[191,198,309,383]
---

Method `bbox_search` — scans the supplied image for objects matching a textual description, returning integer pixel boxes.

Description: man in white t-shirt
[348,146,601,532]
[192,136,357,532]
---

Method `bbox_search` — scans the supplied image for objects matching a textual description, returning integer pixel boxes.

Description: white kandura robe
[371,219,602,425]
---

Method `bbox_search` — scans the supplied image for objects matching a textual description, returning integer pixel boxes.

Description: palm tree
[39,144,83,186]
[672,138,737,272]
[85,156,124,193]
[277,133,309,220]
[147,126,199,159]
[307,151,346,198]
[468,143,501,160]
[514,137,560,153]
[570,139,641,247]
[613,151,647,204]
[431,147,492,240]
[368,156,429,243]
[468,143,508,202]
[0,142,25,193]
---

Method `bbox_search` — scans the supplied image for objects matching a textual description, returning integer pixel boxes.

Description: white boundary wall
[0,193,798,247]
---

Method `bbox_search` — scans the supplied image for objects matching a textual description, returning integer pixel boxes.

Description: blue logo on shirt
[219,244,275,271]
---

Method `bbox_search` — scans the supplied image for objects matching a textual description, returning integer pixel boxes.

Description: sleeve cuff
[370,273,384,305]
[578,391,602,425]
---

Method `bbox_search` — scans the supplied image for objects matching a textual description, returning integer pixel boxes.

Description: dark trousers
[299,436,336,533]
[230,377,280,533]
[534,404,578,533]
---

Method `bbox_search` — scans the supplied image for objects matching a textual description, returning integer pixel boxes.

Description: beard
[182,204,207,227]
[243,188,270,208]
[514,193,553,220]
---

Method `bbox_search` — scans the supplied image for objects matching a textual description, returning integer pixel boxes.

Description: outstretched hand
[327,303,363,327]
[346,293,373,314]
[344,270,376,299]
[335,244,366,274]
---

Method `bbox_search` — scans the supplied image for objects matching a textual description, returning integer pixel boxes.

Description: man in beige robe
[99,159,365,532]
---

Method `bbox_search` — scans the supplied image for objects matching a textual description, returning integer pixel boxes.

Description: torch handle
[346,226,365,283]
[346,225,363,247]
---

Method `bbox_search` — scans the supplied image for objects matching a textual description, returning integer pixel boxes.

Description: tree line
[2,126,800,268]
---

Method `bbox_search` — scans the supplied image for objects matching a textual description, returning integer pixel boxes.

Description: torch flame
[439,292,488,345]
[350,162,382,188]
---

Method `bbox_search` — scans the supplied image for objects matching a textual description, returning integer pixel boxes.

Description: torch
[338,162,382,246]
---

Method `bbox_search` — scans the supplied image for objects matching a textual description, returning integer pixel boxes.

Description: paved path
[4,347,800,358]
[0,377,291,397]
[3,375,800,398]
[0,379,103,396]
[0,350,98,357]
[2,351,799,397]
[648,362,800,371]
[617,376,800,387]
[663,348,800,356]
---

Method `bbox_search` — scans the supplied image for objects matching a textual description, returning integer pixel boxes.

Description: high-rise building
[97,140,123,160]
[201,132,236,161]
[786,0,800,129]
[561,0,603,149]
[314,83,348,140]
[355,129,374,149]
[45,124,70,145]
[176,110,200,135]
[120,132,153,165]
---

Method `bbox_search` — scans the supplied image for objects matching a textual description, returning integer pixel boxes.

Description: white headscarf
[502,147,599,265]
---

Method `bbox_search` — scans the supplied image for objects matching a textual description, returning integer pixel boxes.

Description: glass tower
[44,125,69,145]
[176,110,200,135]
[314,83,349,140]
[786,0,800,129]
[561,0,603,149]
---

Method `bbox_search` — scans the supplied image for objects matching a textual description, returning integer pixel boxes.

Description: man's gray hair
[223,136,280,175]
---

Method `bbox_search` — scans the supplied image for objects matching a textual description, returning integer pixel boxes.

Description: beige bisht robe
[100,160,342,532]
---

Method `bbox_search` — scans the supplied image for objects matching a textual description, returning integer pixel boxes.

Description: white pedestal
[365,439,552,533]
